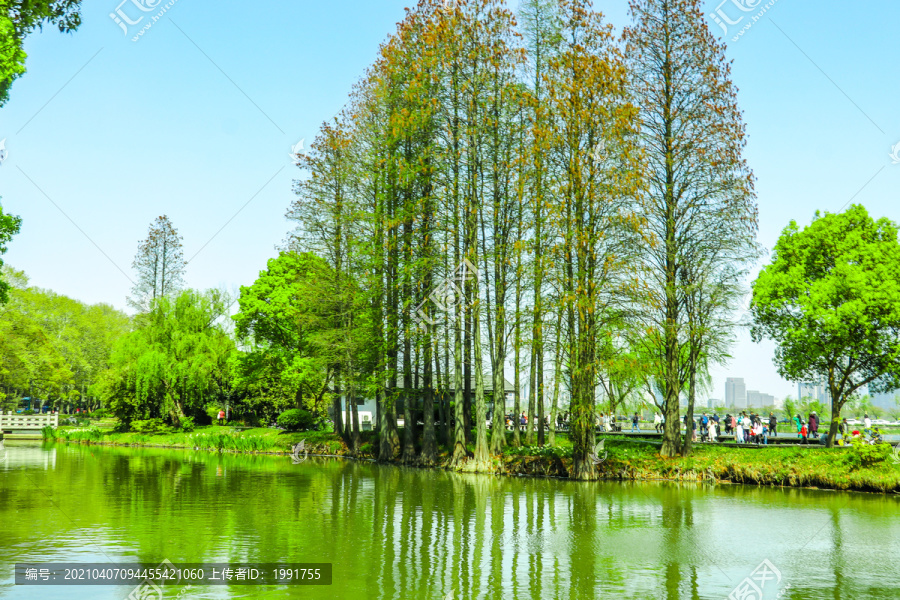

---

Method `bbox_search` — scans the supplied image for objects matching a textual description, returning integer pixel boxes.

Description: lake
[1,440,899,599]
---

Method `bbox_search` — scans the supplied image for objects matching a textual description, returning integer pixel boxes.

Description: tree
[129,215,185,312]
[624,0,758,458]
[751,205,900,447]
[233,251,356,429]
[545,0,640,479]
[1,1,83,106]
[99,289,235,426]
[0,199,22,305]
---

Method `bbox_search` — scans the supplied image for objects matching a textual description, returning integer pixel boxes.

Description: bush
[22,409,35,415]
[41,426,57,440]
[277,409,315,432]
[91,409,109,418]
[844,439,892,469]
[130,418,168,434]
[179,416,196,432]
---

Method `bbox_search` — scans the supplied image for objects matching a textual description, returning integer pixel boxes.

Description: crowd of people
[496,409,881,446]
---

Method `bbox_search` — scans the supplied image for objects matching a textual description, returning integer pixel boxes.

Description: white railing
[0,412,59,430]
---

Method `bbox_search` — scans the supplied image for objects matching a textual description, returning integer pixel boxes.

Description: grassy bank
[50,426,900,494]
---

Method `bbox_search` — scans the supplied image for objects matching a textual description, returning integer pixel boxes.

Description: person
[761,423,769,445]
[800,420,808,444]
[793,414,802,436]
[520,412,527,431]
[707,417,717,443]
[735,417,744,443]
[864,414,871,434]
[653,412,662,433]
[631,412,640,433]
[724,414,733,435]
[217,409,225,425]
[598,412,605,432]
[839,418,849,437]
[808,412,818,439]
[769,413,778,437]
[700,413,709,441]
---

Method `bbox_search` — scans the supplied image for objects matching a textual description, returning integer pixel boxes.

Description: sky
[0,0,898,404]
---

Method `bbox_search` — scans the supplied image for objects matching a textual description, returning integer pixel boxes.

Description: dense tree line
[286,0,758,475]
[0,266,130,412]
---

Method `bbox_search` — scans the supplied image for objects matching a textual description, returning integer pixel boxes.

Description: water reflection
[0,442,899,599]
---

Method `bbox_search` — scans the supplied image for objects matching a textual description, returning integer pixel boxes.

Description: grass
[51,422,900,493]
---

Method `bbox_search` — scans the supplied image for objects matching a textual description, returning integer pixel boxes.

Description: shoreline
[42,427,900,495]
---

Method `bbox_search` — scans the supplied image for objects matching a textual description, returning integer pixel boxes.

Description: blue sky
[0,0,898,403]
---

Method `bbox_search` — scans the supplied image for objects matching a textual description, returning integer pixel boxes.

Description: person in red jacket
[800,421,808,444]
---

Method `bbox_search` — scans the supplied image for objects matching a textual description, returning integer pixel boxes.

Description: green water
[1,440,899,599]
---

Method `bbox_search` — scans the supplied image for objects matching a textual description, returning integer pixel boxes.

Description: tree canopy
[0,0,83,106]
[751,204,900,447]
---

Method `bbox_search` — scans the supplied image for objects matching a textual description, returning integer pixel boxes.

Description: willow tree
[625,0,757,457]
[546,0,640,480]
[101,289,235,426]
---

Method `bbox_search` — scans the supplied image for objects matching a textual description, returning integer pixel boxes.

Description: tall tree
[546,0,640,480]
[624,0,758,458]
[129,215,186,313]
[751,205,900,448]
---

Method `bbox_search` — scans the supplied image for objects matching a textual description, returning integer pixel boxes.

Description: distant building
[708,398,722,409]
[725,378,746,409]
[798,381,832,408]
[746,390,775,408]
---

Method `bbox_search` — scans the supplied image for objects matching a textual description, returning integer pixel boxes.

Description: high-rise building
[726,378,746,409]
[747,390,775,408]
[798,382,832,408]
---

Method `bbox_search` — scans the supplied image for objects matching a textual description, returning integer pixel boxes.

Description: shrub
[41,426,57,440]
[277,409,315,432]
[179,416,196,432]
[130,418,168,434]
[91,409,109,418]
[22,409,35,415]
[843,439,892,469]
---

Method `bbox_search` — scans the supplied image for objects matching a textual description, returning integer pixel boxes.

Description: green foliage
[0,202,23,304]
[40,425,57,440]
[752,205,900,442]
[0,265,129,410]
[61,427,103,442]
[22,409,35,415]
[232,251,363,422]
[130,418,168,434]
[277,408,315,432]
[179,416,196,432]
[843,440,892,470]
[0,1,83,106]
[98,289,236,426]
